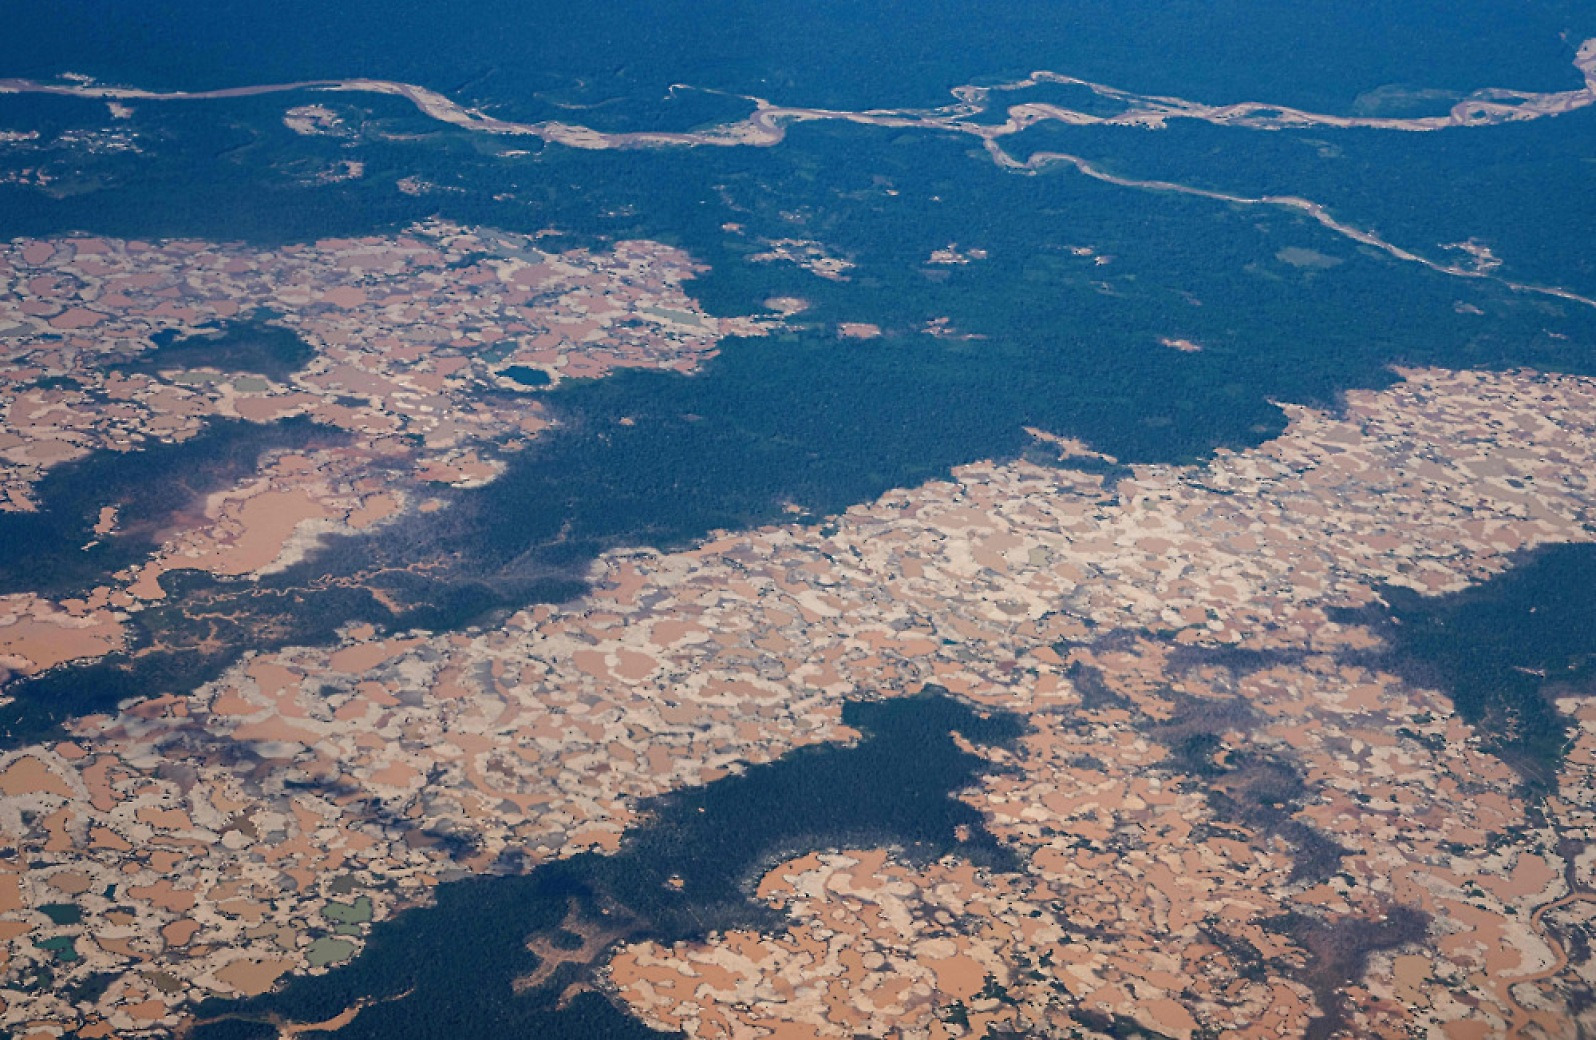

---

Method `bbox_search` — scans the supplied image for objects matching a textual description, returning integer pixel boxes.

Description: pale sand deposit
[6,368,1596,1036]
[0,597,124,674]
[6,37,1594,305]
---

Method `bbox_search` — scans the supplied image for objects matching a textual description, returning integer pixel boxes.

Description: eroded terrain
[0,223,775,691]
[4,13,1596,1040]
[3,361,1596,1037]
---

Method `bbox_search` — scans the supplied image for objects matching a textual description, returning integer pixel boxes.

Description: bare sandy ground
[5,36,1594,306]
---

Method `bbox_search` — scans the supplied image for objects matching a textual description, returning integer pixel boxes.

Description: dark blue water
[4,0,1589,119]
[186,692,1024,1040]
